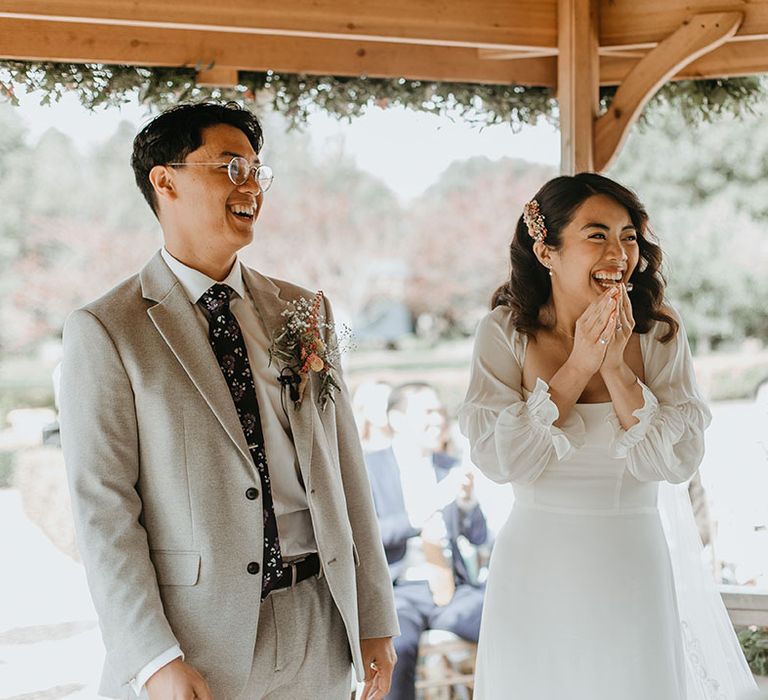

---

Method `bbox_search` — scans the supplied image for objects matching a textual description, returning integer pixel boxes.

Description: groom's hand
[146,658,213,700]
[360,636,396,700]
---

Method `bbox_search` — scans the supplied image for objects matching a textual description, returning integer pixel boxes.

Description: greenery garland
[0,61,764,128]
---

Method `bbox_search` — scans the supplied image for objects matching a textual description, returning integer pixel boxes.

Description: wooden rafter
[478,48,559,60]
[0,0,558,51]
[6,0,768,51]
[601,38,768,84]
[0,17,556,86]
[595,11,743,172]
[600,0,768,48]
[2,3,768,88]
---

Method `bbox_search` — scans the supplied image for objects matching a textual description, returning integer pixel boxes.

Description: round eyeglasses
[168,156,274,194]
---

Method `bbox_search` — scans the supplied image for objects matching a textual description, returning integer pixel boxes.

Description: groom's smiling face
[165,123,265,259]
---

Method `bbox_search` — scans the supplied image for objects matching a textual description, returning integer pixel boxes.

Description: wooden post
[557,0,599,175]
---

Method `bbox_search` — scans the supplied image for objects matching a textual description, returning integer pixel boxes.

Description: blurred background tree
[0,110,159,354]
[610,108,768,352]
[406,157,554,336]
[2,101,768,363]
[244,113,407,321]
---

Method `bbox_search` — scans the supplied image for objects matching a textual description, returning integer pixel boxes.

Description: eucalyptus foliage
[1,61,764,128]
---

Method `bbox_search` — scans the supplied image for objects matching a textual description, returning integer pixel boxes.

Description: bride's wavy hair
[492,172,678,342]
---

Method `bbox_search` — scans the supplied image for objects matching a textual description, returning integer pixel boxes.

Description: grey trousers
[238,573,353,699]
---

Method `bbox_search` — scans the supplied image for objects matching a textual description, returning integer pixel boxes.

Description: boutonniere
[268,291,350,411]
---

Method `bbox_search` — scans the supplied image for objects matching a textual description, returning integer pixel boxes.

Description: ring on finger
[616,323,623,331]
[599,337,608,345]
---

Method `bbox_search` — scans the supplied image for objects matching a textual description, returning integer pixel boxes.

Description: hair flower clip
[523,200,547,242]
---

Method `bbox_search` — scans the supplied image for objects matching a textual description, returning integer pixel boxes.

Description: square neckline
[519,329,648,406]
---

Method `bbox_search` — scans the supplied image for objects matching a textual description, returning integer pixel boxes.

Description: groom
[60,102,398,699]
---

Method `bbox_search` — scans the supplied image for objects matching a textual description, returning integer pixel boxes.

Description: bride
[458,173,757,699]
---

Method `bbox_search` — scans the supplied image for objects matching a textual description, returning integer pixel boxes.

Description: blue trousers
[388,581,485,700]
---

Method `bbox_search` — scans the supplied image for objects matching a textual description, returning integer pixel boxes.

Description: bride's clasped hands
[599,282,635,371]
[567,284,624,377]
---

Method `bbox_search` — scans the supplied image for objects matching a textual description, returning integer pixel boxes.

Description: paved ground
[699,400,768,586]
[0,489,104,699]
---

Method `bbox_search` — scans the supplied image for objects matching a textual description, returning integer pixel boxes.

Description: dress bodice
[458,307,711,490]
[511,399,659,515]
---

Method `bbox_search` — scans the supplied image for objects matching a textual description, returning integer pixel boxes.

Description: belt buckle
[289,560,298,588]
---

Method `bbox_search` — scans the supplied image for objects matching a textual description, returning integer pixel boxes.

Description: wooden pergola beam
[4,14,765,90]
[0,0,558,51]
[595,12,743,172]
[600,0,768,48]
[0,17,556,86]
[6,0,768,50]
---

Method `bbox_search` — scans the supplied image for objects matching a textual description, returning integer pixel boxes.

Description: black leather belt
[270,553,320,592]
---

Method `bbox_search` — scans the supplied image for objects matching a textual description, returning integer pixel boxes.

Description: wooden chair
[414,629,477,700]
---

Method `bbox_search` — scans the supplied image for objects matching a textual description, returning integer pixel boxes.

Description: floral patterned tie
[198,283,286,598]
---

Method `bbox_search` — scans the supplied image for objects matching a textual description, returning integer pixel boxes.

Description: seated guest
[352,380,393,452]
[365,382,488,700]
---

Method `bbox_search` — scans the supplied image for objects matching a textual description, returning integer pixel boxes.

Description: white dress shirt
[131,249,317,694]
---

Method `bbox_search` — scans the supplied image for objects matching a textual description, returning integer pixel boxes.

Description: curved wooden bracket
[594,11,742,172]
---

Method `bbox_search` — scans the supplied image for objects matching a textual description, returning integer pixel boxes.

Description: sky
[14,90,561,202]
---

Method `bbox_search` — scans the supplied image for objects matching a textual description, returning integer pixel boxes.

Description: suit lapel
[140,253,317,481]
[140,252,253,466]
[241,266,315,485]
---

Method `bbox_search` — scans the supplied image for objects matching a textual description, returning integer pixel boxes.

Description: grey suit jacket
[60,252,398,699]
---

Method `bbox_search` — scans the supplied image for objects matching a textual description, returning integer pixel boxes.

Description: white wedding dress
[459,306,757,700]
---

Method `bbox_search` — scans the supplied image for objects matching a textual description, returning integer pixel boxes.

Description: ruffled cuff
[608,380,660,458]
[526,378,585,460]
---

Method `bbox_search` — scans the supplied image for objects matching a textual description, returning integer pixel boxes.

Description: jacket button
[245,487,259,500]
[247,561,260,575]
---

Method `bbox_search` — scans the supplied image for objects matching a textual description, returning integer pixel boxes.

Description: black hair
[131,101,264,216]
[492,172,678,342]
[387,382,438,414]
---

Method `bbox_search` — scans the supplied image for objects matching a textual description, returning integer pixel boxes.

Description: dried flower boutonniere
[268,291,351,411]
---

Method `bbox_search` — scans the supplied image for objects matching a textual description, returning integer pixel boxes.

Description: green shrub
[738,626,768,676]
[709,363,768,401]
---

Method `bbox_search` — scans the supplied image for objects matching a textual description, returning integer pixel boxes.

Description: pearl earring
[548,267,553,277]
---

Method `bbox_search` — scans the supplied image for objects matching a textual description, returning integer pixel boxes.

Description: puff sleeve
[607,307,712,483]
[458,308,584,484]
